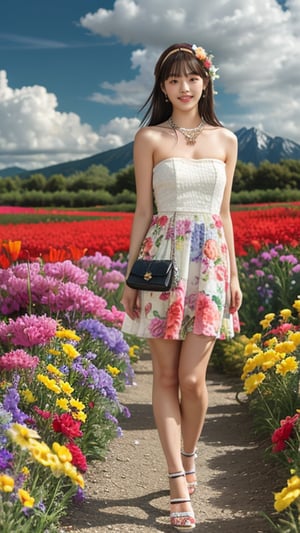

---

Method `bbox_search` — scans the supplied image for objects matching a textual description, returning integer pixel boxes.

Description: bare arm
[220,131,243,313]
[121,127,154,319]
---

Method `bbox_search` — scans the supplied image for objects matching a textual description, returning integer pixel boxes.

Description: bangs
[161,53,205,80]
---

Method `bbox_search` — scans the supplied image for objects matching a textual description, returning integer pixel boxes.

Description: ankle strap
[170,498,191,504]
[181,450,197,457]
[168,471,185,479]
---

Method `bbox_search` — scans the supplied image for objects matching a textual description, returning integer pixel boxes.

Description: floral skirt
[122,212,240,340]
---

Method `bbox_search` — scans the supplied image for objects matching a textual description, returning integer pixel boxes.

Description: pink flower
[149,318,166,337]
[34,406,52,419]
[158,215,169,227]
[144,302,152,316]
[194,293,220,336]
[143,237,154,255]
[44,260,88,285]
[0,314,57,347]
[0,349,40,370]
[165,300,184,339]
[212,215,223,229]
[203,239,218,260]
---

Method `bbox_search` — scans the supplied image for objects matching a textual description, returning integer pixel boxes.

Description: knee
[155,369,179,390]
[180,374,206,399]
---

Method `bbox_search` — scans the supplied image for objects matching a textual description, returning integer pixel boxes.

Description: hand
[229,277,243,314]
[120,285,141,320]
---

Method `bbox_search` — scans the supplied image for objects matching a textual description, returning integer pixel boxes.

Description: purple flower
[77,319,129,355]
[279,255,298,265]
[72,486,85,505]
[292,264,300,273]
[44,260,88,285]
[3,386,28,424]
[0,449,13,470]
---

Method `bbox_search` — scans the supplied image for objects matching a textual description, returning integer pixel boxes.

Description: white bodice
[153,158,226,214]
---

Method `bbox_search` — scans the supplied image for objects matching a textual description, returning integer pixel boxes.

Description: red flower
[52,413,83,438]
[66,442,87,472]
[34,406,52,419]
[271,413,300,452]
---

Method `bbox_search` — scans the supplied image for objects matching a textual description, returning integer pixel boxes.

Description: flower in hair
[192,44,219,81]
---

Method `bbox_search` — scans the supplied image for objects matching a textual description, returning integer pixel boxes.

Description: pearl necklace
[168,116,205,145]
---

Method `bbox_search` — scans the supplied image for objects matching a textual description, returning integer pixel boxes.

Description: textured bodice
[153,158,226,214]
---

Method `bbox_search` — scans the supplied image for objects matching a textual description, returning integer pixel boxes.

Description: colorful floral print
[123,212,240,340]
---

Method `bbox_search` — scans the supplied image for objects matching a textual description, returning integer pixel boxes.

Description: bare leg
[179,333,216,486]
[148,338,192,514]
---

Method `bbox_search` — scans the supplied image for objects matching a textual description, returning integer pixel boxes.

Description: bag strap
[169,213,180,287]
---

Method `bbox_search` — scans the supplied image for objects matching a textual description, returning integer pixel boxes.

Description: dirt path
[62,351,280,532]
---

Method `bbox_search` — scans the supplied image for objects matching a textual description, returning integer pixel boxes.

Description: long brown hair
[140,43,222,127]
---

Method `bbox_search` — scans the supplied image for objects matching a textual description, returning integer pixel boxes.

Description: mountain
[236,127,300,165]
[1,127,300,179]
[0,166,26,178]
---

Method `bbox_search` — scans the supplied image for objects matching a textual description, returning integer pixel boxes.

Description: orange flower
[1,239,22,262]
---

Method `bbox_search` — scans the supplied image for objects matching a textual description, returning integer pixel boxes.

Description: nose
[180,79,190,93]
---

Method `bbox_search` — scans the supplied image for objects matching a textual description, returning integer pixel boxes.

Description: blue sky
[0,0,298,170]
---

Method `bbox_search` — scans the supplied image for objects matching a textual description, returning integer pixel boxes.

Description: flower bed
[0,252,141,532]
[240,302,300,530]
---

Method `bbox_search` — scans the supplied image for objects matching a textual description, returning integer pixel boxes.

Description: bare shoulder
[135,124,167,145]
[217,127,238,161]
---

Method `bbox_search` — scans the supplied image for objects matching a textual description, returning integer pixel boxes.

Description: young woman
[121,42,242,530]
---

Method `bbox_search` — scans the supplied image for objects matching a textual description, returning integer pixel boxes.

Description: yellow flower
[0,474,14,492]
[7,423,40,448]
[18,488,35,508]
[52,442,72,463]
[56,328,81,341]
[292,299,300,313]
[63,462,85,488]
[241,352,264,380]
[261,349,281,371]
[28,440,52,466]
[21,389,36,403]
[70,398,85,411]
[265,313,275,321]
[46,363,64,377]
[62,343,80,360]
[21,466,30,477]
[279,308,292,321]
[274,475,300,512]
[288,331,300,347]
[48,349,61,357]
[107,364,121,376]
[244,342,261,356]
[275,356,298,376]
[58,380,74,395]
[264,336,278,348]
[275,341,296,354]
[56,398,69,410]
[72,410,87,422]
[244,372,266,394]
[129,344,139,358]
[250,333,262,344]
[37,374,61,394]
[260,312,275,329]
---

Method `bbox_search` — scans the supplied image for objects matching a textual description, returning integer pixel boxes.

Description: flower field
[0,203,300,531]
[0,203,300,261]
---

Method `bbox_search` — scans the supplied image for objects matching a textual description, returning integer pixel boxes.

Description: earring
[202,91,206,99]
[164,93,169,102]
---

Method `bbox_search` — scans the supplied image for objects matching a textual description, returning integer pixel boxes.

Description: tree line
[0,159,300,208]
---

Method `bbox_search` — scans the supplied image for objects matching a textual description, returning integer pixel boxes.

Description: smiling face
[163,72,205,110]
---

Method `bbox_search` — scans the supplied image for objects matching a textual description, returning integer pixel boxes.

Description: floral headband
[160,44,219,82]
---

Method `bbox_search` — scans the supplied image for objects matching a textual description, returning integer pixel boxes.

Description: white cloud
[81,0,300,143]
[0,71,138,170]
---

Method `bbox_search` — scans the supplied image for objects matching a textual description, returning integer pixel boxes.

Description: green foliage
[109,165,135,194]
